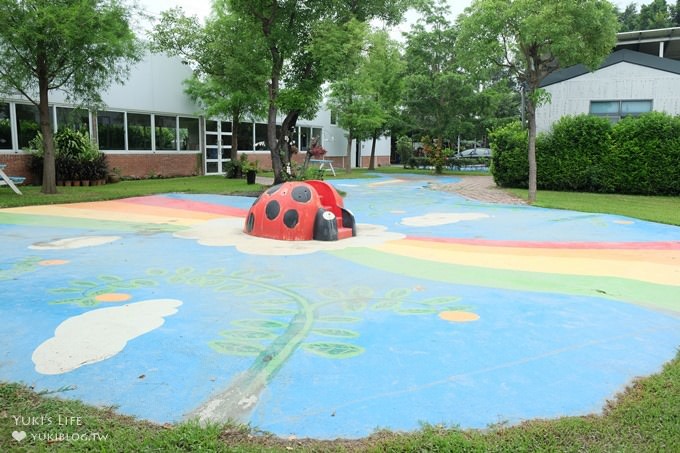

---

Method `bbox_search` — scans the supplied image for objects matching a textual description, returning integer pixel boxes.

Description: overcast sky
[135,0,636,34]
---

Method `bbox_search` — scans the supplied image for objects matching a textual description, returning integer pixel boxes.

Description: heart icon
[12,431,27,442]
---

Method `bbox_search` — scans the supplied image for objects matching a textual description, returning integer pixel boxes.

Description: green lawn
[508,188,680,226]
[1,172,678,451]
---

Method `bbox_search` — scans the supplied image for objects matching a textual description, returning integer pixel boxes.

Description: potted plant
[244,158,259,185]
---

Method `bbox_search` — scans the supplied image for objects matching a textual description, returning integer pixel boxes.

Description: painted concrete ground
[1,174,679,439]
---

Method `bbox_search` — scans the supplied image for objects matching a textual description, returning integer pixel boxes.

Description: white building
[0,52,391,182]
[536,27,680,133]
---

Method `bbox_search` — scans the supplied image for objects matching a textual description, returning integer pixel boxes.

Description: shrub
[396,136,413,168]
[608,112,680,195]
[539,114,612,192]
[489,121,528,187]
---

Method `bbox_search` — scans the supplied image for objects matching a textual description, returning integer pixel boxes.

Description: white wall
[536,62,680,133]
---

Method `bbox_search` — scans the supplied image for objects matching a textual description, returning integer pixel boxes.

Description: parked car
[460,147,492,157]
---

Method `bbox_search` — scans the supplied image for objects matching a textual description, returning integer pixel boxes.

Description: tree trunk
[345,130,353,173]
[368,132,377,170]
[230,109,240,162]
[526,99,537,203]
[38,61,56,194]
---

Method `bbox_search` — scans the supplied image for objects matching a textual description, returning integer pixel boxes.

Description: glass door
[205,120,232,174]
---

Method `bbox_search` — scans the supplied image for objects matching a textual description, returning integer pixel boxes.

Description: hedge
[490,112,680,195]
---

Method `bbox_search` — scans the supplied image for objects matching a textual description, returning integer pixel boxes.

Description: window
[255,123,269,150]
[97,111,125,150]
[15,104,41,149]
[590,100,652,122]
[0,103,11,149]
[178,117,199,150]
[127,113,152,150]
[298,126,323,151]
[330,110,337,125]
[237,121,253,151]
[56,107,89,133]
[155,115,177,150]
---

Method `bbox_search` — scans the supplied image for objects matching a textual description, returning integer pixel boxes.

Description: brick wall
[105,153,202,179]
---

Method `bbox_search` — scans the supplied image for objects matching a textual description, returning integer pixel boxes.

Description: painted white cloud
[173,217,405,256]
[400,212,490,227]
[32,299,182,375]
[29,236,121,250]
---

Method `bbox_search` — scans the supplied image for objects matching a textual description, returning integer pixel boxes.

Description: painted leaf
[312,328,360,338]
[206,268,227,275]
[317,316,362,324]
[50,298,88,305]
[209,340,264,356]
[343,301,367,312]
[255,273,283,281]
[215,283,248,292]
[302,342,365,359]
[396,308,437,315]
[50,287,84,294]
[130,279,157,288]
[250,298,295,306]
[175,267,195,275]
[98,275,123,283]
[234,287,269,296]
[385,288,412,299]
[146,268,168,276]
[220,329,277,340]
[317,288,345,299]
[420,296,462,306]
[232,319,288,330]
[255,308,298,316]
[371,299,401,311]
[350,286,374,299]
[71,280,98,288]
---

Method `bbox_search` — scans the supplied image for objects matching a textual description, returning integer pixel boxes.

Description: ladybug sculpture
[244,180,356,241]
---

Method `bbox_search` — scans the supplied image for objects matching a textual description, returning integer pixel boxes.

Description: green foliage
[396,135,413,167]
[539,115,613,191]
[607,112,680,195]
[489,121,528,188]
[491,113,680,195]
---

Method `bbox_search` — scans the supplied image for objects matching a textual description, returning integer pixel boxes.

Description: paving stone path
[431,175,527,204]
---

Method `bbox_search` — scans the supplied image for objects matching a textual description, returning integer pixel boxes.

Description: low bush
[490,112,680,195]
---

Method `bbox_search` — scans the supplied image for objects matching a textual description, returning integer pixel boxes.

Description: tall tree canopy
[223,0,413,183]
[150,8,269,161]
[456,0,618,202]
[0,0,141,194]
[617,0,680,31]
[402,1,477,149]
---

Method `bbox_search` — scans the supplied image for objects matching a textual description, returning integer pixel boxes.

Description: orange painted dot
[95,293,132,303]
[439,311,480,322]
[38,259,69,266]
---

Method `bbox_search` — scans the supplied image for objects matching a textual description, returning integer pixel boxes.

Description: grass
[1,351,678,451]
[1,171,679,451]
[0,176,264,208]
[508,188,680,226]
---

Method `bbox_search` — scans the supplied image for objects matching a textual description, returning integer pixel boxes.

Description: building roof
[540,49,680,87]
[616,27,680,60]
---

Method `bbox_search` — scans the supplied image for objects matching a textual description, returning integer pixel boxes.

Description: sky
[135,0,635,27]
[135,0,638,41]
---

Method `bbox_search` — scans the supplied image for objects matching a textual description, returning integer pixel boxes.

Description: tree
[456,0,618,202]
[402,1,478,152]
[0,0,141,194]
[639,0,673,29]
[150,8,269,162]
[361,31,405,170]
[618,3,641,31]
[223,0,412,183]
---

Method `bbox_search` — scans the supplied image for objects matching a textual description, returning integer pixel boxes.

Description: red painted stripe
[406,236,680,250]
[123,195,249,217]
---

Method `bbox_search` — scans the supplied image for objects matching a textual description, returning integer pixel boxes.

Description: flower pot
[63,180,72,186]
[72,180,81,186]
[81,180,90,186]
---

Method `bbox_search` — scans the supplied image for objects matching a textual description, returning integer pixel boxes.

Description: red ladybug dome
[244,180,356,241]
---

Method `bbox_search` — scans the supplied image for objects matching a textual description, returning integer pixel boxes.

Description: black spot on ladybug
[291,186,312,203]
[265,200,280,220]
[246,213,255,232]
[266,184,282,195]
[283,209,299,228]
